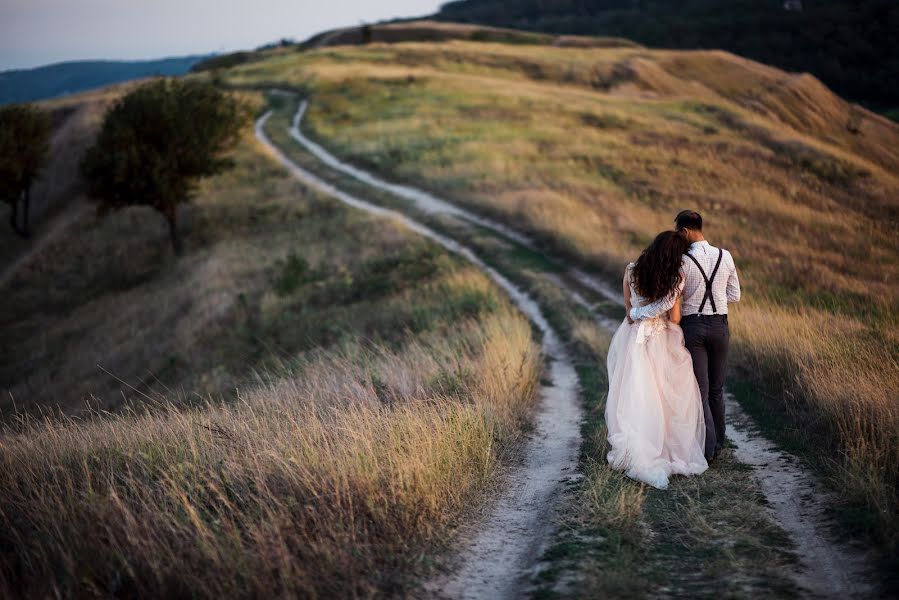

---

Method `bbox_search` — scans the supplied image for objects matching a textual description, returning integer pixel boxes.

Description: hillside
[2,19,897,597]
[1,87,548,596]
[0,55,212,105]
[0,88,519,418]
[433,0,899,115]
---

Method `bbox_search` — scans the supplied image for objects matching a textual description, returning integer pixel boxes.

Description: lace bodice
[625,262,669,344]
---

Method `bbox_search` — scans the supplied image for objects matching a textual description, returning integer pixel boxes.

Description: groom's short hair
[675,210,702,231]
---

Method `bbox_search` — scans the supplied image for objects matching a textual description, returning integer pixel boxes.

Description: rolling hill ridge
[433,0,899,115]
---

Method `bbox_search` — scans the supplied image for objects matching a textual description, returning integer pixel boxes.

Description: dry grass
[734,301,899,528]
[0,305,540,597]
[222,33,899,550]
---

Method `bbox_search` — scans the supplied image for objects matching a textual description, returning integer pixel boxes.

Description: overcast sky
[0,1,446,71]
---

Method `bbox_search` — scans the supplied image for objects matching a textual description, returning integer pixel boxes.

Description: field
[255,94,808,596]
[221,25,899,575]
[0,92,543,596]
[2,19,897,597]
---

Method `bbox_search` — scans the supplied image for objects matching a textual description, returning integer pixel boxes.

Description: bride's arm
[668,294,683,325]
[630,264,686,321]
[624,270,634,324]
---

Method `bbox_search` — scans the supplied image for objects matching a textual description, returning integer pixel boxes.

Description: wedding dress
[605,263,708,489]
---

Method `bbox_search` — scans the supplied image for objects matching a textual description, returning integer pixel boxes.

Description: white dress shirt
[630,240,741,320]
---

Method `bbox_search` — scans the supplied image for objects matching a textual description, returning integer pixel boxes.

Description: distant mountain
[0,55,214,105]
[433,0,899,113]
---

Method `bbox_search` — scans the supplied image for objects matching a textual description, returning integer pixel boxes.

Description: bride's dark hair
[632,230,689,301]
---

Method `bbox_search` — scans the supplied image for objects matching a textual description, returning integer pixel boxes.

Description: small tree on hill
[81,77,248,255]
[0,104,51,238]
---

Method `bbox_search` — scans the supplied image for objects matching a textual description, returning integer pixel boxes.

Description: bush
[0,103,51,237]
[81,78,249,255]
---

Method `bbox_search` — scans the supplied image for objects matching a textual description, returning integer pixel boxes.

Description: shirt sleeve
[725,251,741,303]
[630,269,686,320]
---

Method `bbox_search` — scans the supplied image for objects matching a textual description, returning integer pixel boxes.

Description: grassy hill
[433,0,899,116]
[2,19,897,595]
[0,55,212,105]
[221,20,898,572]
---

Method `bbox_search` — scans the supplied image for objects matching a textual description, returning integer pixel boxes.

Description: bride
[605,230,708,489]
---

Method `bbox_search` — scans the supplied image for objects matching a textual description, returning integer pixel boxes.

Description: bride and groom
[606,210,741,489]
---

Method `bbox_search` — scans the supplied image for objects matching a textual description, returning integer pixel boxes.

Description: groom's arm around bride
[628,213,740,322]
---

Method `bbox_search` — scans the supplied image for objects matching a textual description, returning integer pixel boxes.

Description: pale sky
[0,1,446,71]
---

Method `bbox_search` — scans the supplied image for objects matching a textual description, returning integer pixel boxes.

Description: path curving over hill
[282,97,874,598]
[256,107,583,599]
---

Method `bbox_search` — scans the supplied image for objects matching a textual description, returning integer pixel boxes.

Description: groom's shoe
[712,447,723,461]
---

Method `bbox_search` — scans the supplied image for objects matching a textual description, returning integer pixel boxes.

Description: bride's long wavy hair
[632,230,689,301]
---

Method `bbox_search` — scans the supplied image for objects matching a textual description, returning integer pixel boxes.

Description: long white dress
[605,263,708,489]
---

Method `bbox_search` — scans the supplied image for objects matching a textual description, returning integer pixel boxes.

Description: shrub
[81,78,249,255]
[0,103,51,237]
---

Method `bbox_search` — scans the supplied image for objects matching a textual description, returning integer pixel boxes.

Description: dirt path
[428,349,581,600]
[725,399,873,598]
[256,109,584,599]
[284,99,874,598]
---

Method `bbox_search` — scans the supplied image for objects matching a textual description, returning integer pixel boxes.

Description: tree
[81,77,248,255]
[0,104,51,237]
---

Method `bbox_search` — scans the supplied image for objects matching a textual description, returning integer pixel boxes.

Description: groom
[629,210,741,462]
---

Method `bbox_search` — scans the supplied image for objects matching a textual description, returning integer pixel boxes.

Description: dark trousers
[681,314,730,461]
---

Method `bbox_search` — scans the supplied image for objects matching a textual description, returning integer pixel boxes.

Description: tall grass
[0,306,540,597]
[733,299,899,544]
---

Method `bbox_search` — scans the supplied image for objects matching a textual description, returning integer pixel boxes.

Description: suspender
[685,249,724,313]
